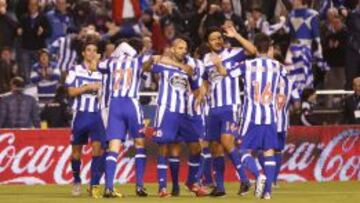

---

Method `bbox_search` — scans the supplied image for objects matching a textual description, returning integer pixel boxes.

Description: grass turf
[0,181,359,203]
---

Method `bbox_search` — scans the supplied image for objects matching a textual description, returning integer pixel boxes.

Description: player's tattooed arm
[211,53,227,76]
[223,24,257,56]
[68,83,101,97]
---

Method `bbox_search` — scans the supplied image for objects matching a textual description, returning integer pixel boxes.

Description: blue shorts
[153,107,201,144]
[106,97,144,142]
[175,115,205,143]
[239,122,278,151]
[71,111,106,146]
[276,132,286,151]
[205,105,241,141]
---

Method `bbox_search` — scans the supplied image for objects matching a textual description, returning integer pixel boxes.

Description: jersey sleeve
[65,69,76,88]
[97,58,113,74]
[227,62,245,78]
[189,60,204,91]
[151,63,164,74]
[230,47,246,62]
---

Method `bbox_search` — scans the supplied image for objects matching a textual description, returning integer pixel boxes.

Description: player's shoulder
[307,8,319,17]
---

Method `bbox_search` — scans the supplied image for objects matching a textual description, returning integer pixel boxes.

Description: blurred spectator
[46,0,74,44]
[102,40,116,59]
[0,47,18,94]
[345,2,360,89]
[322,8,347,90]
[0,0,18,49]
[112,0,142,25]
[71,1,96,28]
[202,0,223,29]
[40,85,70,127]
[17,0,51,83]
[300,88,319,126]
[343,77,360,124]
[220,0,247,37]
[50,28,80,74]
[142,35,155,55]
[30,48,60,101]
[0,76,40,128]
[246,5,286,41]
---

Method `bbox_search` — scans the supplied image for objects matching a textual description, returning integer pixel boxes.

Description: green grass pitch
[0,182,359,203]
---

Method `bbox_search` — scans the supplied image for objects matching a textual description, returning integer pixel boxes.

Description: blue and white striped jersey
[287,44,312,93]
[98,55,150,100]
[228,57,287,135]
[65,64,102,112]
[276,77,300,133]
[50,36,77,72]
[186,58,205,116]
[153,56,199,114]
[202,47,246,108]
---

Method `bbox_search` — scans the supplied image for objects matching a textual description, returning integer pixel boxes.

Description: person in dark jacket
[0,0,18,49]
[345,0,360,89]
[0,76,40,128]
[343,77,360,124]
[17,0,51,83]
[41,85,71,127]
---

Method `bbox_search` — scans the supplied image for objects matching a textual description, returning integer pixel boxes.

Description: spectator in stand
[41,85,71,127]
[46,0,74,44]
[345,0,360,89]
[343,77,360,124]
[220,0,247,37]
[300,88,319,126]
[0,47,18,94]
[0,77,40,128]
[30,48,60,101]
[17,0,51,84]
[321,8,348,106]
[0,0,18,49]
[246,5,286,41]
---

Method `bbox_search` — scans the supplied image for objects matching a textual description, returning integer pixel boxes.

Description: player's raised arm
[223,24,257,56]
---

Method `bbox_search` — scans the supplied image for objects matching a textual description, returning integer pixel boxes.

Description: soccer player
[166,54,208,197]
[217,33,287,199]
[199,24,257,196]
[274,74,301,186]
[98,38,188,197]
[151,37,204,197]
[97,38,152,198]
[65,41,105,198]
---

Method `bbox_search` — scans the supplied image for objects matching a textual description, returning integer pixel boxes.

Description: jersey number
[253,81,273,105]
[113,68,133,91]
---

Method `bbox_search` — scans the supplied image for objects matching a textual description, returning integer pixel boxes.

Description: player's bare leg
[134,138,148,196]
[71,145,83,196]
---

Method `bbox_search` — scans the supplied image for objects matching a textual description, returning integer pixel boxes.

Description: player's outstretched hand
[223,24,239,38]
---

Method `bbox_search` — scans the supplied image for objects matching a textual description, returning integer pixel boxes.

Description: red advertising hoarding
[0,126,359,185]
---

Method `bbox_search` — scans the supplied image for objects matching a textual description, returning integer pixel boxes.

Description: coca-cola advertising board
[0,126,359,185]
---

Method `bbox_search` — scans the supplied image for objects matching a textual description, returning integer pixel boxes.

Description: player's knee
[200,139,209,148]
[108,139,122,152]
[92,141,103,156]
[220,134,235,153]
[263,149,275,157]
[134,138,145,148]
[158,144,168,156]
[169,143,181,156]
[210,142,224,156]
[71,145,82,159]
[188,142,201,155]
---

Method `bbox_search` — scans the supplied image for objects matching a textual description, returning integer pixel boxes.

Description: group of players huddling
[65,22,300,200]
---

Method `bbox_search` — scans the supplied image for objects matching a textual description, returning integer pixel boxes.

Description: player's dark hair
[127,37,144,53]
[254,33,272,54]
[205,26,223,42]
[81,40,98,52]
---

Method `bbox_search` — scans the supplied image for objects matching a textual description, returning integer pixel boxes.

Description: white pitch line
[274,191,360,194]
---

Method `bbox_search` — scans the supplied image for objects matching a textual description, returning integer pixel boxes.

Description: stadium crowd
[0,0,360,128]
